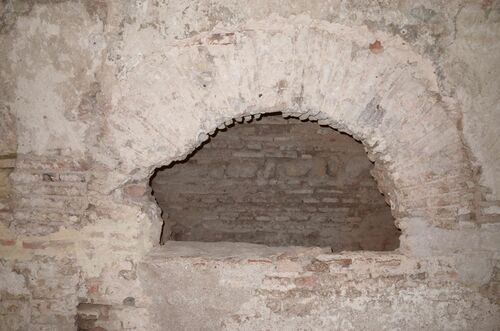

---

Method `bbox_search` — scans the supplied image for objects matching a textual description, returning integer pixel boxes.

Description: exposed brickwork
[0,2,498,330]
[152,115,400,250]
[139,242,500,331]
[8,154,90,235]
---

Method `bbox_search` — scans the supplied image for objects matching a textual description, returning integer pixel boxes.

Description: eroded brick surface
[0,1,499,330]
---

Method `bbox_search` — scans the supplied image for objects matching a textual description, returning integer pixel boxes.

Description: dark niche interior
[151,113,400,251]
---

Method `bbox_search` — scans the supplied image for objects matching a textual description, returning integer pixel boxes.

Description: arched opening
[112,16,475,257]
[98,17,482,330]
[150,113,400,251]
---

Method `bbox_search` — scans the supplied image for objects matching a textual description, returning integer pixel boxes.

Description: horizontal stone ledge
[144,241,411,264]
[146,241,331,261]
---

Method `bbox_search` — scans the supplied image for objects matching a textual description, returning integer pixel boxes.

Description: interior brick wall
[1,3,499,329]
[152,115,400,251]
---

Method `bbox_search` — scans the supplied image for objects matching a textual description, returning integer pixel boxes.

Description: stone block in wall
[233,151,265,158]
[226,160,260,178]
[309,158,327,177]
[279,160,312,177]
[326,155,342,177]
[209,166,225,178]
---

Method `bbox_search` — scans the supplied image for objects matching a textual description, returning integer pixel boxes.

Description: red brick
[369,40,384,54]
[294,275,317,287]
[87,284,99,295]
[0,239,16,246]
[22,241,45,249]
[333,258,352,267]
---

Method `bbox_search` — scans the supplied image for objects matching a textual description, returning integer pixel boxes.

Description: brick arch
[108,16,474,254]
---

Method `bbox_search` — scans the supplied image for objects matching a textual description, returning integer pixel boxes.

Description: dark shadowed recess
[150,113,400,251]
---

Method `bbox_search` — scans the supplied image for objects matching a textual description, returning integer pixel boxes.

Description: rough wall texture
[141,242,499,331]
[153,115,399,250]
[0,1,499,330]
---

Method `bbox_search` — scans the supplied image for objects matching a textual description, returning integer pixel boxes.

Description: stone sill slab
[146,240,402,262]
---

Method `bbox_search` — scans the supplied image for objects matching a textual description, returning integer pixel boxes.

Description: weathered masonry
[152,114,400,250]
[0,1,499,330]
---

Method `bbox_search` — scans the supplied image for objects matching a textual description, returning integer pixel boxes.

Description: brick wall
[139,242,500,331]
[152,115,400,251]
[9,154,90,236]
